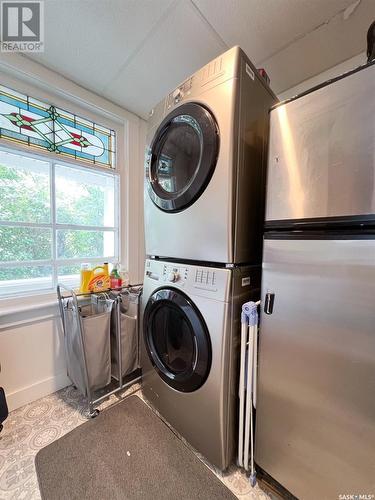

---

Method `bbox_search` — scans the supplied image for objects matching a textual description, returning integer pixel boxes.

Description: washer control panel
[145,259,231,300]
[194,268,216,286]
[162,264,188,285]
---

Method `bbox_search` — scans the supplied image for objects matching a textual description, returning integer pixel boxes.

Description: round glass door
[143,288,212,392]
[146,102,219,212]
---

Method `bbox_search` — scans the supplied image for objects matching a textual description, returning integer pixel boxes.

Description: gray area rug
[35,395,236,500]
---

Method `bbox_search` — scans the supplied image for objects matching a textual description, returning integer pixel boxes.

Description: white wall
[0,307,68,410]
[0,54,146,411]
[278,52,366,100]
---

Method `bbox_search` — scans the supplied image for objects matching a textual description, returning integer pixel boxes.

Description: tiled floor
[0,384,271,500]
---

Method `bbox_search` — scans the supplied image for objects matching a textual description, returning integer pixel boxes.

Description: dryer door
[143,288,212,392]
[146,103,219,212]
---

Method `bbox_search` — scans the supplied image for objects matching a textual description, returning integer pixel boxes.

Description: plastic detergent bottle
[79,263,92,293]
[88,265,110,292]
[120,270,130,287]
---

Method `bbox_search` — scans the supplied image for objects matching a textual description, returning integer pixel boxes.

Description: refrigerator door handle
[264,292,275,315]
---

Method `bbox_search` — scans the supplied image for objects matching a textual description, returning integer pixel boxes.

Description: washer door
[143,288,212,392]
[146,102,219,212]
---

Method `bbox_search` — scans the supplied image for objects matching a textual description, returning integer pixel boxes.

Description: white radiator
[238,300,259,486]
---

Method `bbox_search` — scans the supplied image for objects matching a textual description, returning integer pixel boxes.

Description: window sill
[0,291,58,318]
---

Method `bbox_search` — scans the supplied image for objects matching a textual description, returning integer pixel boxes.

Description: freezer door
[255,236,375,500]
[266,63,375,224]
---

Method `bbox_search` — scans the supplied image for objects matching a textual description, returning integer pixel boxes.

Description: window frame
[0,144,120,298]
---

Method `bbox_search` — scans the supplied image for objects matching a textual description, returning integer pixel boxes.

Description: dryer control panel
[166,77,194,108]
[164,48,239,112]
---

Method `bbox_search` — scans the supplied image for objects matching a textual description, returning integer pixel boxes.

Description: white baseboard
[6,372,71,412]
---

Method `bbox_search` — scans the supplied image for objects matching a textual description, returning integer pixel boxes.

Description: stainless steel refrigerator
[255,61,375,499]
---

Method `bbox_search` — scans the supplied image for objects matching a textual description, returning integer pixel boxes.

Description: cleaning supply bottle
[110,263,122,289]
[80,263,92,293]
[88,265,110,292]
[120,270,130,288]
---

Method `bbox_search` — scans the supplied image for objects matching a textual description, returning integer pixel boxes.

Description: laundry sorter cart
[57,284,142,417]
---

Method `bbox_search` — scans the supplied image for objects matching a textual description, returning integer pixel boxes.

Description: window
[0,146,119,297]
[0,84,116,169]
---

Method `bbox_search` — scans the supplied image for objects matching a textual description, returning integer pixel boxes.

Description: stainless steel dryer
[141,258,260,470]
[144,46,276,265]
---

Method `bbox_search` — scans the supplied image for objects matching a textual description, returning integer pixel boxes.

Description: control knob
[173,88,182,103]
[167,271,179,282]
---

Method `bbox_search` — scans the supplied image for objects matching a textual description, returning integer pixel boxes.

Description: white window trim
[0,144,120,299]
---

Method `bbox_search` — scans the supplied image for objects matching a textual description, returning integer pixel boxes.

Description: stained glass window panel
[0,85,116,168]
[0,85,53,152]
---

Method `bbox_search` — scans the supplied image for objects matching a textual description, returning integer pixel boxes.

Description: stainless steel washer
[141,258,260,470]
[144,46,276,265]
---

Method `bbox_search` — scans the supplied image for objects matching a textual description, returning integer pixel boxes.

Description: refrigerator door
[255,236,375,500]
[265,63,375,225]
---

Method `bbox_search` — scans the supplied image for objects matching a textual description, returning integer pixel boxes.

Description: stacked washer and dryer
[141,46,276,470]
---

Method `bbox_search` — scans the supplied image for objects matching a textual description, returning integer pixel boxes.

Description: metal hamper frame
[57,283,142,418]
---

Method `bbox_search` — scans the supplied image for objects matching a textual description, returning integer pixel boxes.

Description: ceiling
[25,0,375,119]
